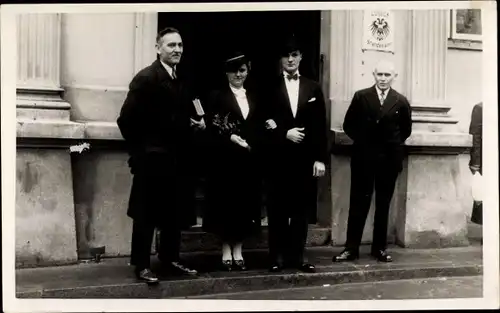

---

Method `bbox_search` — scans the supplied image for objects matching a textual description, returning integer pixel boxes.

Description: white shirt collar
[375,85,390,96]
[160,60,176,77]
[230,84,246,96]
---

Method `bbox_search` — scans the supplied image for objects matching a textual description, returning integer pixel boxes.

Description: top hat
[224,50,250,73]
[279,35,302,56]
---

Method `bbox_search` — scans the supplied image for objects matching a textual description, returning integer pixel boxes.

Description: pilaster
[397,10,472,248]
[329,10,357,130]
[15,14,80,266]
[16,13,83,140]
[134,13,158,74]
[406,10,459,133]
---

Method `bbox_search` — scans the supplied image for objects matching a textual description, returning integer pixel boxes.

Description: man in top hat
[333,60,412,263]
[117,27,205,283]
[264,35,328,273]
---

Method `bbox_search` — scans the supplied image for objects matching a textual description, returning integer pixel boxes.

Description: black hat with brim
[224,51,250,73]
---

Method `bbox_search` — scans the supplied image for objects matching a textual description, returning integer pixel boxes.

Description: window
[447,9,482,51]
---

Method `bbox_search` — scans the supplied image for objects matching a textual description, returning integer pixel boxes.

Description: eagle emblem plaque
[362,10,395,53]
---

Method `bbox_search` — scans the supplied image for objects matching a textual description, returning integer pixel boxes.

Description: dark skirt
[203,144,263,242]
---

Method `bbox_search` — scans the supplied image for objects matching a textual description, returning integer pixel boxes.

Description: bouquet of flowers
[211,112,241,137]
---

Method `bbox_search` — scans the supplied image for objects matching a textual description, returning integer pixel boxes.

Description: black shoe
[166,261,198,275]
[298,263,316,273]
[233,259,247,271]
[221,259,233,271]
[333,250,359,262]
[135,268,159,284]
[371,250,393,262]
[269,263,283,273]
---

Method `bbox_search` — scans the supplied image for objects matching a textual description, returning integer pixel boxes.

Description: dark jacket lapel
[153,60,172,83]
[279,77,295,120]
[246,91,257,120]
[296,78,309,119]
[380,88,398,117]
[224,88,244,120]
[367,85,383,113]
[153,59,176,91]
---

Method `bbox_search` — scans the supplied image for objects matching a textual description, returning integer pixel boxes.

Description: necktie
[287,73,298,81]
[380,90,385,105]
[171,68,177,80]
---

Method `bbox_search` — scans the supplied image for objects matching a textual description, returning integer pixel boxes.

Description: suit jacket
[264,74,327,223]
[266,74,328,171]
[117,59,197,173]
[469,102,482,171]
[117,59,198,226]
[343,85,412,171]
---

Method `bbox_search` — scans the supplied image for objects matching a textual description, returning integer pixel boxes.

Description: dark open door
[157,11,321,222]
[158,11,321,100]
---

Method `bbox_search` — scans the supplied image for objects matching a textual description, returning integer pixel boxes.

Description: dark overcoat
[343,85,412,172]
[117,59,198,229]
[469,102,482,174]
[469,102,483,224]
[203,86,267,241]
[265,75,328,224]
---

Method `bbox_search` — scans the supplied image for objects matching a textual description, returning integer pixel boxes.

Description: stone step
[178,225,331,253]
[16,245,482,299]
[76,225,332,261]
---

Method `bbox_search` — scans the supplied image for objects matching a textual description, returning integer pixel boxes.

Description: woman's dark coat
[202,86,267,241]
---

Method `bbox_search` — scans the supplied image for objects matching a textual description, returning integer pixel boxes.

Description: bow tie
[286,73,299,81]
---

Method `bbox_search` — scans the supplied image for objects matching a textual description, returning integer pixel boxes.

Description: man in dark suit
[265,36,328,273]
[333,60,412,263]
[117,27,205,283]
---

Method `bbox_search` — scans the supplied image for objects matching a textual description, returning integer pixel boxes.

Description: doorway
[158,11,322,224]
[158,10,321,100]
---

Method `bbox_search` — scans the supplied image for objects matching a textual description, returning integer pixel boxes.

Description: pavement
[16,243,483,299]
[189,276,483,300]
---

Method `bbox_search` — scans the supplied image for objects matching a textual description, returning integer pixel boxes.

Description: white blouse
[230,85,249,119]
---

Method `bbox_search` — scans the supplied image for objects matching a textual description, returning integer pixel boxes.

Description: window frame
[447,9,483,51]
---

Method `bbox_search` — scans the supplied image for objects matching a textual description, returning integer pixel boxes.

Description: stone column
[16,14,73,122]
[406,10,458,133]
[396,10,472,248]
[15,14,81,267]
[133,13,158,74]
[16,14,82,136]
[17,14,61,90]
[329,11,357,131]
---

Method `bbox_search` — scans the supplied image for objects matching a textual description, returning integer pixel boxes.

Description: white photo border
[2,1,498,312]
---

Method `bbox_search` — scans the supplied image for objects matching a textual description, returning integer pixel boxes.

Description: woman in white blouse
[203,52,266,271]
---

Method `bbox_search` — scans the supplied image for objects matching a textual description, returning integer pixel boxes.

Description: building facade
[15,10,482,267]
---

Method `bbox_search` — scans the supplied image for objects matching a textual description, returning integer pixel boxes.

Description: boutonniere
[308,97,316,103]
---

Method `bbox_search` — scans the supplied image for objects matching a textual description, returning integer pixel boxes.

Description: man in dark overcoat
[469,102,482,225]
[333,60,412,263]
[265,36,328,273]
[117,27,205,283]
